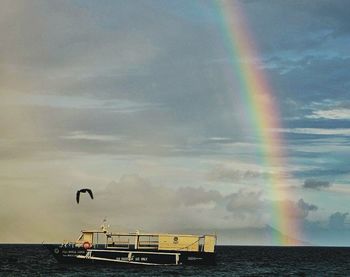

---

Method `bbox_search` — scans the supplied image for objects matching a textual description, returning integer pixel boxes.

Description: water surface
[1,245,349,276]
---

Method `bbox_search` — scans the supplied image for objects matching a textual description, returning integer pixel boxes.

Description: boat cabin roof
[80,229,215,237]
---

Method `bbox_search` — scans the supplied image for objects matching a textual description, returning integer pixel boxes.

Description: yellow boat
[46,223,217,265]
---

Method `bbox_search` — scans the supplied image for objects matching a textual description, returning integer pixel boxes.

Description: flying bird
[76,188,94,204]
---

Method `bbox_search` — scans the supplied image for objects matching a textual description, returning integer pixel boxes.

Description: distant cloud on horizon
[329,212,349,230]
[207,165,270,183]
[303,179,331,190]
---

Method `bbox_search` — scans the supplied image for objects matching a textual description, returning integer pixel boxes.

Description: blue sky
[0,0,349,245]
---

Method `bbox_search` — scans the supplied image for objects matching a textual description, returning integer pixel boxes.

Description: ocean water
[1,245,349,276]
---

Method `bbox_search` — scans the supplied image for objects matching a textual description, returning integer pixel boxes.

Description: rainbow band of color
[215,0,300,245]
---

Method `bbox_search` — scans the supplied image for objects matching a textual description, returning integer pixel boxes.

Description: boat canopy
[74,229,216,253]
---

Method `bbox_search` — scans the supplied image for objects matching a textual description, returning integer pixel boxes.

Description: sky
[1,0,350,245]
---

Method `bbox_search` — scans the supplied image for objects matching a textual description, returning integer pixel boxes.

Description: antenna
[101,217,110,232]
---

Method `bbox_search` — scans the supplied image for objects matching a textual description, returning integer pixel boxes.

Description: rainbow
[214,0,300,245]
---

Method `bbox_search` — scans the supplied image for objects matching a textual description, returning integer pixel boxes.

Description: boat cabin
[75,229,216,254]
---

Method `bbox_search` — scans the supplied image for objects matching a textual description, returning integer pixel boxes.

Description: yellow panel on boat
[82,232,93,243]
[158,235,199,252]
[204,235,216,253]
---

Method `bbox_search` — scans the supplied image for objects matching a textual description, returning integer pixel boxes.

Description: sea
[1,245,350,276]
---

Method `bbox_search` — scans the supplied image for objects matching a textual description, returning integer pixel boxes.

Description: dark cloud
[329,212,349,230]
[298,199,318,215]
[277,199,318,219]
[303,179,331,190]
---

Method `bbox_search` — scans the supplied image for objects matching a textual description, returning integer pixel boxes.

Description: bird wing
[76,190,80,204]
[87,189,94,199]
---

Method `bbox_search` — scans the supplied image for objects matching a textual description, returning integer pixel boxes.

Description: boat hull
[45,244,216,266]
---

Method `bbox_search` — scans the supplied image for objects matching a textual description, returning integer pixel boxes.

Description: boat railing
[138,235,159,250]
[105,234,159,250]
[71,229,216,253]
[106,234,132,249]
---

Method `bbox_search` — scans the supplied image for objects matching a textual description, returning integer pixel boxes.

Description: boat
[45,222,216,266]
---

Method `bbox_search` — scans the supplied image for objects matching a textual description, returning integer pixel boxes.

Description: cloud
[100,176,266,229]
[0,0,255,163]
[298,198,318,214]
[226,191,263,213]
[278,128,350,136]
[306,108,350,120]
[1,0,350,246]
[267,53,350,122]
[2,94,160,114]
[305,102,350,120]
[222,190,268,228]
[0,171,324,244]
[0,174,273,242]
[61,131,121,142]
[177,186,222,207]
[277,199,318,219]
[328,212,349,230]
[303,179,331,190]
[207,165,268,183]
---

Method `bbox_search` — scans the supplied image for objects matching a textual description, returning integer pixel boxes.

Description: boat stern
[44,243,87,263]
